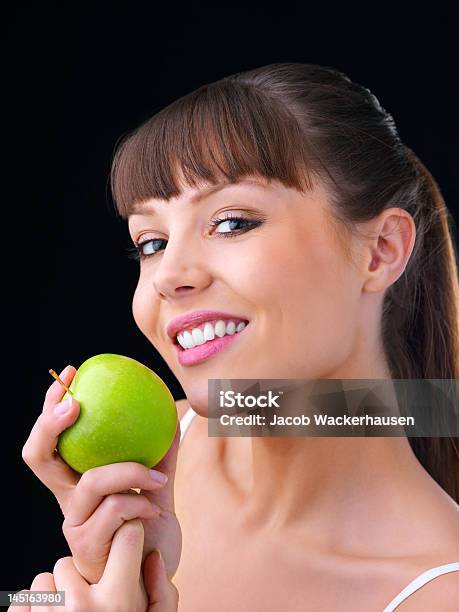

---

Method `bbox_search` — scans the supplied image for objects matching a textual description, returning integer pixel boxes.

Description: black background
[3,3,458,596]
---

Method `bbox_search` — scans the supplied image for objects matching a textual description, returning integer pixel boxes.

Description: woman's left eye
[211,214,261,235]
[126,214,263,262]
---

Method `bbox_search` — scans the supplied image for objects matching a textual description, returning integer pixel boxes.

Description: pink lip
[175,325,249,366]
[166,310,249,341]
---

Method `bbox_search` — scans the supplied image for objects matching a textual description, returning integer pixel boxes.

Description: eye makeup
[126,212,264,262]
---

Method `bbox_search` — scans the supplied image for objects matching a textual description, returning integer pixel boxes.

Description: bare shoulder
[175,398,191,421]
[397,568,459,610]
[394,498,459,611]
[424,488,459,552]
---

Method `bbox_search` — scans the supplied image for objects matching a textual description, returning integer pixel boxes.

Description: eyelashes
[126,213,264,262]
[126,238,165,261]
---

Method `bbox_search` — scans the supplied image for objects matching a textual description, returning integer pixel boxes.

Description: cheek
[132,284,146,334]
[132,278,158,339]
[288,235,360,370]
[244,223,360,374]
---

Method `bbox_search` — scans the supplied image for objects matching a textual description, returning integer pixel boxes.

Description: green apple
[57,353,177,473]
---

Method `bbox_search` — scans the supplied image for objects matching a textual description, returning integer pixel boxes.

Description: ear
[360,207,416,294]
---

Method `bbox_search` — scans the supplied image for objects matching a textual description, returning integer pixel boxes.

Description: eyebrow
[130,178,269,216]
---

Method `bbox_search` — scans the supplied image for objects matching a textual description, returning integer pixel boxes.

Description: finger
[42,365,77,412]
[52,556,86,599]
[22,367,81,506]
[65,462,167,527]
[63,492,161,578]
[100,519,144,605]
[79,490,160,536]
[142,423,181,512]
[7,589,31,612]
[30,571,56,591]
[151,421,180,478]
[144,549,179,611]
[29,572,56,612]
[22,399,81,510]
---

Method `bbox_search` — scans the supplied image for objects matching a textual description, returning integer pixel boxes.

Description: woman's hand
[9,519,179,612]
[21,365,182,608]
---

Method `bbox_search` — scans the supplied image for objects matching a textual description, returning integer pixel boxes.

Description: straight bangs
[110,79,316,218]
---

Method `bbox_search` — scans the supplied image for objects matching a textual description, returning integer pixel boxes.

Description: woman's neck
[223,432,449,558]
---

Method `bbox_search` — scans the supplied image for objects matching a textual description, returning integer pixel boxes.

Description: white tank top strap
[179,404,197,446]
[382,561,459,611]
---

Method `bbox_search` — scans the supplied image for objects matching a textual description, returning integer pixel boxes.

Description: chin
[186,396,209,418]
[180,382,210,417]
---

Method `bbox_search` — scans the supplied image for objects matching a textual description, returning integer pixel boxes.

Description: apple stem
[49,368,74,396]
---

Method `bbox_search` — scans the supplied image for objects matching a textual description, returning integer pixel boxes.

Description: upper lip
[166,310,250,342]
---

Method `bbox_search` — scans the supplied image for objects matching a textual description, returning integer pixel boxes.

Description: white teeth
[214,320,226,337]
[203,322,215,341]
[177,334,188,349]
[183,330,195,349]
[176,319,248,350]
[192,327,206,346]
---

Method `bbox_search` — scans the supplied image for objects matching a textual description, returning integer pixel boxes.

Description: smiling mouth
[172,319,250,349]
[173,320,250,367]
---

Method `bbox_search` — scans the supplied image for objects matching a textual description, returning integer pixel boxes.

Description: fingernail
[59,365,71,377]
[54,397,72,415]
[153,548,164,566]
[149,470,168,484]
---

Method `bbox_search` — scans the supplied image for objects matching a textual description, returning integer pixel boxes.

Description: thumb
[144,549,179,611]
[99,519,144,606]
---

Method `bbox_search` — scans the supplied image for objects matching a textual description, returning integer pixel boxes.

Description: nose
[152,228,212,300]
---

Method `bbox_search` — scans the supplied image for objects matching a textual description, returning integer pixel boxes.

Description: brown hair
[110,62,459,502]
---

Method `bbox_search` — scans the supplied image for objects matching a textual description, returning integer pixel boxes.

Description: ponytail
[383,147,459,501]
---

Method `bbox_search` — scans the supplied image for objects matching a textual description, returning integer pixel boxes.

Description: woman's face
[128,175,365,413]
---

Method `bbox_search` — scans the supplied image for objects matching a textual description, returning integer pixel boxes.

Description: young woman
[21,63,459,611]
